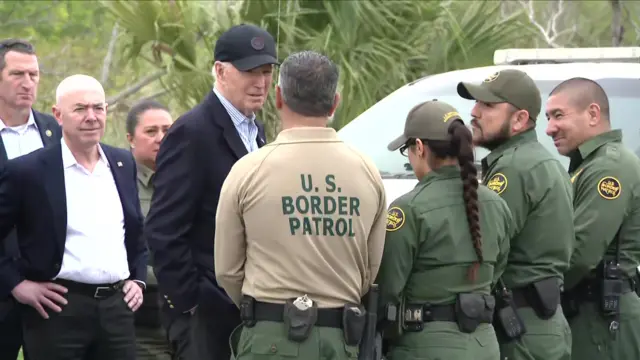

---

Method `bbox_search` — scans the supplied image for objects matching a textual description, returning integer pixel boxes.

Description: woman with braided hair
[375,99,513,360]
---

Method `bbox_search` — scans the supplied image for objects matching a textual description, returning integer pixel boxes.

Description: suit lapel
[206,91,249,159]
[41,144,67,249]
[0,134,7,166]
[102,146,135,219]
[33,111,57,147]
[256,122,266,148]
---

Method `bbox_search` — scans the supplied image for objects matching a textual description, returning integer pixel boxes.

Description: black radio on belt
[239,296,257,327]
[493,279,526,341]
[601,259,624,314]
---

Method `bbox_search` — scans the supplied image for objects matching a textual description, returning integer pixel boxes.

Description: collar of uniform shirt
[0,109,37,132]
[136,162,154,188]
[212,87,257,127]
[61,139,109,169]
[573,129,623,160]
[482,128,538,168]
[419,164,460,185]
[272,127,339,144]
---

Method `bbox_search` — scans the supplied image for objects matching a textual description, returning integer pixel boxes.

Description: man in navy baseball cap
[148,23,278,360]
[214,23,279,71]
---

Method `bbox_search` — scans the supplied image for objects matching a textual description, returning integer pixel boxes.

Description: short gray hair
[278,51,339,117]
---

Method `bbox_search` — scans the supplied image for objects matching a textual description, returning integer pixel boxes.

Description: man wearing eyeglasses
[0,38,62,360]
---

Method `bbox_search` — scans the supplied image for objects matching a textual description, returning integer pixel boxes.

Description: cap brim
[387,134,408,151]
[232,54,280,71]
[457,82,505,103]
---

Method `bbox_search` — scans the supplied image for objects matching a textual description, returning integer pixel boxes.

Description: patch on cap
[483,72,500,83]
[443,111,460,123]
[251,37,265,50]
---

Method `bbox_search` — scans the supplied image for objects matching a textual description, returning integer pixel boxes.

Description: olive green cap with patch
[387,100,464,151]
[456,69,541,120]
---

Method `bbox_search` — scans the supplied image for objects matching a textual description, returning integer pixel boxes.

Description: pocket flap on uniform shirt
[250,334,300,357]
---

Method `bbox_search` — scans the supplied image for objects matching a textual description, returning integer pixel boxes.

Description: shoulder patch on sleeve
[386,206,405,232]
[486,173,508,195]
[597,176,621,200]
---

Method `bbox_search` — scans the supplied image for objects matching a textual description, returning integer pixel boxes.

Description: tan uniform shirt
[214,127,387,308]
[136,163,157,285]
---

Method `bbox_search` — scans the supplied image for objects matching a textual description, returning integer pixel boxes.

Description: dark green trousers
[386,322,499,360]
[568,292,640,360]
[498,305,571,360]
[231,321,358,360]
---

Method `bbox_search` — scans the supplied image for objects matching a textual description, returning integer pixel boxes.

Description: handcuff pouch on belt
[494,278,526,340]
[529,277,561,320]
[283,297,318,342]
[454,293,495,333]
[342,303,366,346]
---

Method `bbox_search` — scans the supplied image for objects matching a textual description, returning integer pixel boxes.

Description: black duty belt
[511,287,534,308]
[253,301,343,328]
[568,277,635,303]
[54,278,125,299]
[406,303,457,323]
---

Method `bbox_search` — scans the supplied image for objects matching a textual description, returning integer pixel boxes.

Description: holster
[529,278,561,320]
[493,287,526,341]
[454,293,495,334]
[283,298,318,342]
[342,303,366,346]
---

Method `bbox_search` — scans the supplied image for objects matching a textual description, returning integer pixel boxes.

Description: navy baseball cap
[214,24,279,71]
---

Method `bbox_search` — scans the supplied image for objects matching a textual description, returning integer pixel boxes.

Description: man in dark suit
[0,74,147,360]
[145,24,278,359]
[0,38,62,360]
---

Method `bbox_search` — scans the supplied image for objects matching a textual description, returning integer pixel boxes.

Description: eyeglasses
[399,139,417,157]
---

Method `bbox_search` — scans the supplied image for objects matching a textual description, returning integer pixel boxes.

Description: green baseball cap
[456,69,541,120]
[387,100,464,151]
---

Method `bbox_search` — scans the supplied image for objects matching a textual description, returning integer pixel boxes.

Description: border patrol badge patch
[486,173,507,195]
[483,72,500,83]
[386,207,405,232]
[598,176,621,200]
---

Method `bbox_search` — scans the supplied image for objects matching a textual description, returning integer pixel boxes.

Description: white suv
[337,47,640,208]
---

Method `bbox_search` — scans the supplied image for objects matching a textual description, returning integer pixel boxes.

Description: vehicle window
[337,77,640,178]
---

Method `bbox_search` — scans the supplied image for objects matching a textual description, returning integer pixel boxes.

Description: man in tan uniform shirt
[214,50,387,360]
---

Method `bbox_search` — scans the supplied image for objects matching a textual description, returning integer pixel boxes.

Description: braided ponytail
[448,121,483,282]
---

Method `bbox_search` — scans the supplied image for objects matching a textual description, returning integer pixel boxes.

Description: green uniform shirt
[481,129,574,289]
[376,165,513,307]
[137,163,155,218]
[136,163,157,286]
[565,129,640,289]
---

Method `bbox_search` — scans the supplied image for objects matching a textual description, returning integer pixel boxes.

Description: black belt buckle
[94,286,113,299]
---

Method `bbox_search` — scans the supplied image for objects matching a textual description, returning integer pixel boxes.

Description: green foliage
[4,0,640,147]
[104,0,537,141]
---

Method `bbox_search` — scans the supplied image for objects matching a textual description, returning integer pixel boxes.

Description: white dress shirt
[213,88,260,152]
[0,110,44,160]
[54,140,130,284]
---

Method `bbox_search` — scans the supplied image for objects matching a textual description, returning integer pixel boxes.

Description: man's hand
[11,280,68,319]
[122,280,143,312]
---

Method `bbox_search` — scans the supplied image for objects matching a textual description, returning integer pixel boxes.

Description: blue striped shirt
[213,88,259,152]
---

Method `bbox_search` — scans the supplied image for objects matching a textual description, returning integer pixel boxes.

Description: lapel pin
[45,129,52,137]
[117,161,123,167]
